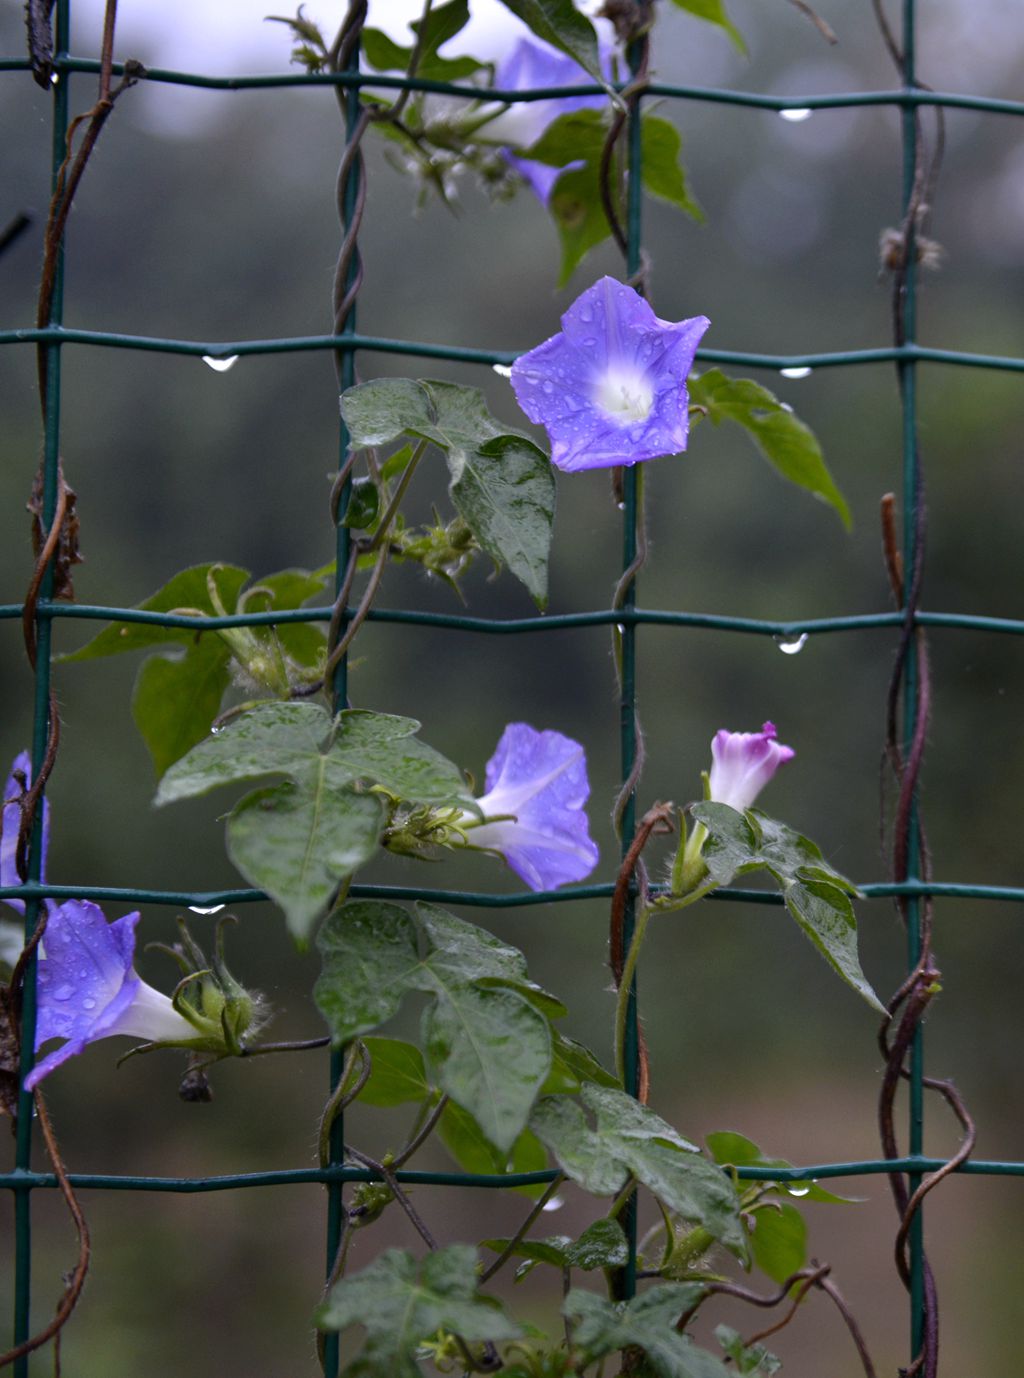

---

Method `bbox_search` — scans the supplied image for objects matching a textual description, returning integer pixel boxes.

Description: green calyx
[156,915,268,1057]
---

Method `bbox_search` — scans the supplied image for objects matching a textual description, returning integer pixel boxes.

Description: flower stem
[614,901,651,1088]
[366,438,429,552]
[479,1173,565,1283]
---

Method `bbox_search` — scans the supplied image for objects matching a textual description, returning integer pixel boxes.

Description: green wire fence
[2,1,1023,1373]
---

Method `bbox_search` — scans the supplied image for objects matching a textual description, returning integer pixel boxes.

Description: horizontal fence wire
[4,3,1022,1373]
[2,1155,1023,1196]
[3,327,1024,374]
[3,601,1024,638]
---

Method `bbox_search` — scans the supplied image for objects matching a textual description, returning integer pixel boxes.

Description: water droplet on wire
[189,904,225,915]
[541,1193,565,1213]
[779,107,812,123]
[201,355,239,373]
[780,366,813,380]
[492,364,512,378]
[787,1182,811,1196]
[774,632,808,656]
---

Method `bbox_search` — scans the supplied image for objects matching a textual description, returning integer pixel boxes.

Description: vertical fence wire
[13,3,71,1371]
[898,0,926,1353]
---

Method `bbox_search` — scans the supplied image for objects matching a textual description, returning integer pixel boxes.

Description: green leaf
[690,802,882,1011]
[523,113,615,285]
[438,1100,549,1195]
[316,1245,521,1373]
[160,705,474,939]
[316,901,554,1152]
[329,709,470,804]
[524,108,607,167]
[783,877,886,1013]
[361,0,486,81]
[526,110,703,283]
[481,1236,572,1274]
[641,115,704,221]
[689,801,762,887]
[131,635,231,777]
[218,565,327,673]
[748,1201,807,1285]
[548,163,613,288]
[688,369,851,528]
[341,475,381,530]
[545,1032,620,1094]
[156,702,467,808]
[423,983,552,1154]
[566,1217,629,1271]
[715,1326,782,1377]
[669,0,746,54]
[495,0,606,86]
[451,432,555,609]
[705,1129,857,1205]
[341,378,555,608]
[530,1096,628,1197]
[353,1038,433,1106]
[692,804,858,897]
[229,781,384,944]
[565,1287,728,1378]
[59,563,249,660]
[315,901,421,1042]
[532,1087,745,1257]
[247,567,328,611]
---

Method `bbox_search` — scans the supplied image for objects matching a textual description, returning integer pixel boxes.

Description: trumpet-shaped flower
[709,721,795,812]
[0,751,216,1089]
[462,723,598,892]
[510,277,710,472]
[494,37,606,205]
[26,899,198,1090]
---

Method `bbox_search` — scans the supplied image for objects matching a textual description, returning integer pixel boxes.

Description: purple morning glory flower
[510,277,710,472]
[26,899,197,1090]
[0,750,208,1089]
[708,721,795,812]
[2,750,49,916]
[463,723,599,892]
[494,37,607,205]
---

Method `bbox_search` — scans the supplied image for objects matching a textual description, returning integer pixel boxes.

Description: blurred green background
[2,0,1024,1373]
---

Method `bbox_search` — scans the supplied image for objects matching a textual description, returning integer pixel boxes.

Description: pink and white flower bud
[708,721,795,812]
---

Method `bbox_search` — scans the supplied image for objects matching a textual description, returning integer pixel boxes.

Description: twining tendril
[4,4,143,1367]
[871,7,964,1377]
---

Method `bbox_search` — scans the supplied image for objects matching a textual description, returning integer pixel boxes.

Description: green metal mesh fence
[3,2,1024,1374]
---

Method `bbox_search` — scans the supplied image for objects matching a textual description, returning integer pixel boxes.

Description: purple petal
[510,277,710,472]
[2,751,49,915]
[494,38,606,200]
[502,149,580,206]
[26,973,143,1090]
[708,722,796,812]
[33,900,139,1049]
[472,723,599,892]
[27,902,196,1089]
